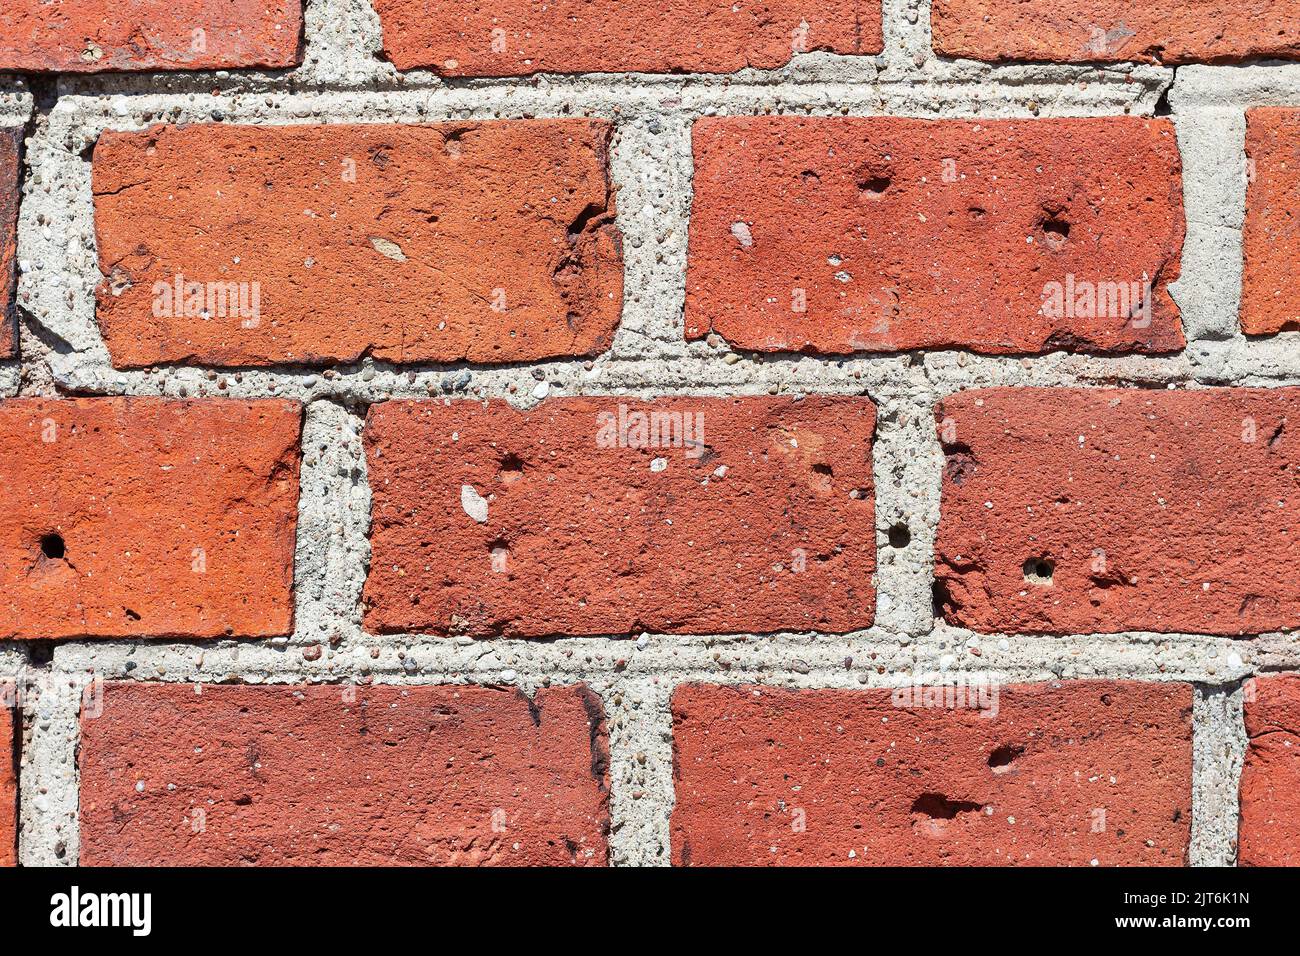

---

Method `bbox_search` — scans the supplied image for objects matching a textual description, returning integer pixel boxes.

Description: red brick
[935,388,1300,635]
[92,121,621,368]
[686,117,1184,355]
[363,397,876,637]
[373,0,883,75]
[79,682,609,866]
[1242,108,1300,335]
[0,0,303,73]
[671,681,1193,866]
[1239,675,1300,866]
[0,398,301,640]
[932,0,1300,65]
[0,698,13,866]
[0,128,17,360]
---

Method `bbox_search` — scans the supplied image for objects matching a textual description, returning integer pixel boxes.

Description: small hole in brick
[1041,218,1070,249]
[40,533,65,560]
[988,744,1025,771]
[1023,557,1054,586]
[888,523,911,548]
[498,453,525,484]
[489,539,510,573]
[809,462,834,492]
[932,579,955,619]
[911,793,982,819]
[859,175,891,195]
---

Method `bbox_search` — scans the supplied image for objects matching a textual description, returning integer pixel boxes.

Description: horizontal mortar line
[47,101,1162,128]
[40,636,1255,652]
[40,66,1154,90]
[13,54,1300,108]
[18,64,1169,99]
[38,629,1279,658]
[39,627,1279,644]
[28,350,1230,382]
[33,661,1261,687]
[37,87,1171,121]
[44,365,1300,402]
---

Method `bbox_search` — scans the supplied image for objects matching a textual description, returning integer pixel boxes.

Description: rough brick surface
[0,127,17,360]
[932,0,1300,65]
[686,117,1184,355]
[1242,108,1300,335]
[1239,675,1300,866]
[92,121,622,367]
[373,0,883,75]
[0,398,301,640]
[0,0,303,73]
[364,397,876,637]
[671,681,1193,865]
[0,699,13,867]
[79,682,609,866]
[935,388,1300,635]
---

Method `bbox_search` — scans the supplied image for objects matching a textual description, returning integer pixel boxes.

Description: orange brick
[687,117,1184,355]
[0,399,301,639]
[932,0,1300,65]
[1242,108,1300,335]
[0,0,303,72]
[373,0,883,75]
[1239,675,1300,866]
[93,121,622,367]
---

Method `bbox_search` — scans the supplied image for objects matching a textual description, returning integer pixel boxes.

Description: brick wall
[0,0,1297,867]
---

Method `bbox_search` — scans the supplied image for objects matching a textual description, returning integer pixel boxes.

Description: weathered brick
[935,388,1300,635]
[372,0,883,75]
[686,117,1184,355]
[363,397,876,637]
[92,121,622,367]
[0,399,301,639]
[79,682,609,865]
[1242,108,1300,335]
[671,681,1193,865]
[0,128,17,360]
[932,0,1300,65]
[0,697,13,866]
[0,0,303,72]
[1239,675,1300,866]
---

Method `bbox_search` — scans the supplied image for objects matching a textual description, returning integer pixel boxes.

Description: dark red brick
[672,681,1193,865]
[935,388,1300,635]
[364,397,876,637]
[79,682,609,865]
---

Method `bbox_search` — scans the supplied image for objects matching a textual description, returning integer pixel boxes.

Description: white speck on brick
[461,484,489,523]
